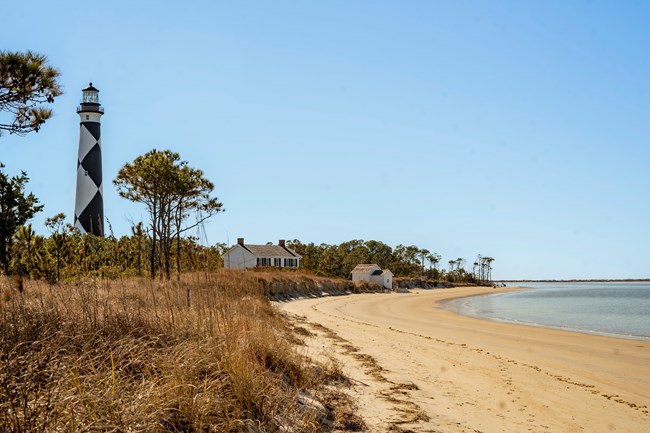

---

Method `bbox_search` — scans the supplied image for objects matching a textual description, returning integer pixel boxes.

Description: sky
[1,0,649,280]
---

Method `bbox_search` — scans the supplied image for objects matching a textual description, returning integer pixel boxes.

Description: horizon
[2,1,649,280]
[498,279,650,283]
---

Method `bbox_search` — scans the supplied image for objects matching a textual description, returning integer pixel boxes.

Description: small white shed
[351,264,393,289]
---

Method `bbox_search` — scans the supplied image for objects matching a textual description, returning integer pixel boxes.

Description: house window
[259,258,271,266]
[274,258,282,267]
[86,115,89,120]
[257,258,260,266]
[284,258,297,267]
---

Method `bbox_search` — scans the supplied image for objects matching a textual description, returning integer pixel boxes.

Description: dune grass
[0,270,351,432]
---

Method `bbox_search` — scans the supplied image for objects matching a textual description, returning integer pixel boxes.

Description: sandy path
[278,287,650,433]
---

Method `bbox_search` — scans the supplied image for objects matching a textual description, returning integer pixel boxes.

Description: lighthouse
[74,83,105,236]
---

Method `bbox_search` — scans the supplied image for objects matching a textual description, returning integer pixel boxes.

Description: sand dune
[279,287,650,433]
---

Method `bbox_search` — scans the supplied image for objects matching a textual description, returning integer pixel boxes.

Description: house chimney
[237,238,244,246]
[278,239,286,247]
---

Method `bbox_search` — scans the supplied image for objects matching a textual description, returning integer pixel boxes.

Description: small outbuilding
[351,264,393,289]
[223,238,301,270]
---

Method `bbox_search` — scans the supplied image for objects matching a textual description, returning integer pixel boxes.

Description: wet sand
[279,287,650,432]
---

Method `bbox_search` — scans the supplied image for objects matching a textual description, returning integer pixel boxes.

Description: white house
[351,264,393,289]
[223,238,301,270]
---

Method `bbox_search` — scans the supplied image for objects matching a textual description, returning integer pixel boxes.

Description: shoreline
[439,285,650,342]
[498,279,650,283]
[280,286,650,432]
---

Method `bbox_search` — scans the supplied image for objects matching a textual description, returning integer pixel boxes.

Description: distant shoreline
[497,279,650,283]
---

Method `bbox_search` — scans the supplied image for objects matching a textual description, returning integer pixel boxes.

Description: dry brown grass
[242,269,386,300]
[0,270,354,432]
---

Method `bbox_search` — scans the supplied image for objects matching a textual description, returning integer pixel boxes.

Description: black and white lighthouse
[74,83,105,236]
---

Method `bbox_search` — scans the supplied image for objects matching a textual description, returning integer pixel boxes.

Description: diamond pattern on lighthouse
[76,190,104,235]
[75,160,99,211]
[84,121,101,142]
[74,83,105,237]
[74,127,104,235]
[80,139,103,187]
[77,124,98,160]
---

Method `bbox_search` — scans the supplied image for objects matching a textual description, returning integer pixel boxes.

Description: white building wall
[352,265,381,283]
[258,256,298,267]
[383,271,393,289]
[282,257,300,268]
[223,245,256,269]
[353,267,393,289]
[80,112,102,123]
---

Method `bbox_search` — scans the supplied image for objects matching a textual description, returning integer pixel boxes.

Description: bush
[0,272,334,432]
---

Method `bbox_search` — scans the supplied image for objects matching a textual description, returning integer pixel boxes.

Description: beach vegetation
[0,50,62,137]
[473,255,495,283]
[288,239,495,284]
[2,226,223,282]
[114,149,224,280]
[0,271,352,432]
[0,163,43,276]
[0,220,495,285]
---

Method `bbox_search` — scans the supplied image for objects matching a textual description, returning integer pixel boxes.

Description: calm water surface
[445,282,650,340]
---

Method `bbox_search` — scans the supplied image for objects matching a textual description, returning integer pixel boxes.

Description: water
[444,282,650,340]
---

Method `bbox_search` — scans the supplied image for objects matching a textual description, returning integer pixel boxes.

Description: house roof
[239,243,302,259]
[351,264,381,274]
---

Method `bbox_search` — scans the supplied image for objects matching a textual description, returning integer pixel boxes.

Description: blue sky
[2,1,649,279]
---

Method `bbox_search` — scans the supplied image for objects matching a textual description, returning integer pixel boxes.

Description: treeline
[3,218,223,283]
[3,229,495,285]
[287,239,494,284]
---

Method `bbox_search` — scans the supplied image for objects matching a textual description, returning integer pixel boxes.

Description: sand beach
[279,287,650,433]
